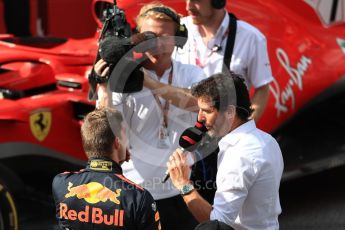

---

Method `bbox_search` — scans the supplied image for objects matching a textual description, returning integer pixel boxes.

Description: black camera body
[88,0,144,99]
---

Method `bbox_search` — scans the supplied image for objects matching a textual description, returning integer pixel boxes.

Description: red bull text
[60,203,124,226]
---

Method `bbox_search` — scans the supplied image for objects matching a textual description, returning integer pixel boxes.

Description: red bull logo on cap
[65,182,121,204]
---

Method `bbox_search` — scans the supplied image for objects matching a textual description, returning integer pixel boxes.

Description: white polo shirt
[101,60,204,200]
[173,13,273,89]
[210,120,284,229]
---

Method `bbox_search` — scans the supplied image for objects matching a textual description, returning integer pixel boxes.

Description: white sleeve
[95,87,104,109]
[248,36,274,89]
[184,65,206,89]
[210,152,256,226]
[111,92,125,106]
[95,85,125,108]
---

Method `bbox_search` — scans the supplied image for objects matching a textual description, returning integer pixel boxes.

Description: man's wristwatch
[179,184,194,196]
[94,73,109,84]
[89,71,109,84]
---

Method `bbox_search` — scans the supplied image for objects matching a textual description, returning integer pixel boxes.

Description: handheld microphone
[162,124,206,183]
[194,120,208,133]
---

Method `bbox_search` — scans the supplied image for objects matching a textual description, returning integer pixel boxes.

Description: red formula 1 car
[0,30,98,230]
[0,0,345,228]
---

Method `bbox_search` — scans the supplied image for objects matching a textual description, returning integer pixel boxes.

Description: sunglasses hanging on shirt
[212,44,222,52]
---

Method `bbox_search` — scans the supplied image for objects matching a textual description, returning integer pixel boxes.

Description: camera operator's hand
[94,59,110,85]
[130,32,157,63]
[95,59,111,108]
[135,33,158,64]
[130,33,149,45]
[130,31,156,46]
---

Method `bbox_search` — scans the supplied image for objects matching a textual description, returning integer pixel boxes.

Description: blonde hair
[136,2,181,31]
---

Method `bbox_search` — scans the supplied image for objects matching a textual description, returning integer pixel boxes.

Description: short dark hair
[81,108,123,158]
[191,72,253,120]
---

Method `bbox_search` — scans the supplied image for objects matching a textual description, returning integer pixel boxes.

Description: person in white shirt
[94,3,204,230]
[144,0,275,206]
[167,73,284,230]
[173,0,273,122]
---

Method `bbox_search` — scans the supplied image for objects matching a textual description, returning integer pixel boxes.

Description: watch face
[181,184,194,195]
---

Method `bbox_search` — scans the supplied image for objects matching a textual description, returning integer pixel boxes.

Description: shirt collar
[215,11,229,42]
[219,120,256,150]
[86,157,123,174]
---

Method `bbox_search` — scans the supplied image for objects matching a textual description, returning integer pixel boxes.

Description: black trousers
[156,195,198,230]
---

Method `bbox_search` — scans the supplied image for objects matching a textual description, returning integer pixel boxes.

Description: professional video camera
[88,0,156,99]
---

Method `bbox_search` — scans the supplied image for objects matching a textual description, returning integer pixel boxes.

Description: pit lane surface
[19,165,345,229]
[279,165,345,230]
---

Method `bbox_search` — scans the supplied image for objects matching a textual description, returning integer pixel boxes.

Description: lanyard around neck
[151,65,173,128]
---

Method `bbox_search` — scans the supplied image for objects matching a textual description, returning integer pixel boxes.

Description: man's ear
[227,105,236,119]
[113,137,120,150]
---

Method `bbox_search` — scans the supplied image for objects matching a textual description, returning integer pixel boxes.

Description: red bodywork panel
[0,36,98,161]
[0,0,97,37]
[0,93,90,161]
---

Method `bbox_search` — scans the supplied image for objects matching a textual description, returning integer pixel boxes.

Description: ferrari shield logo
[30,111,52,141]
[337,38,345,54]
